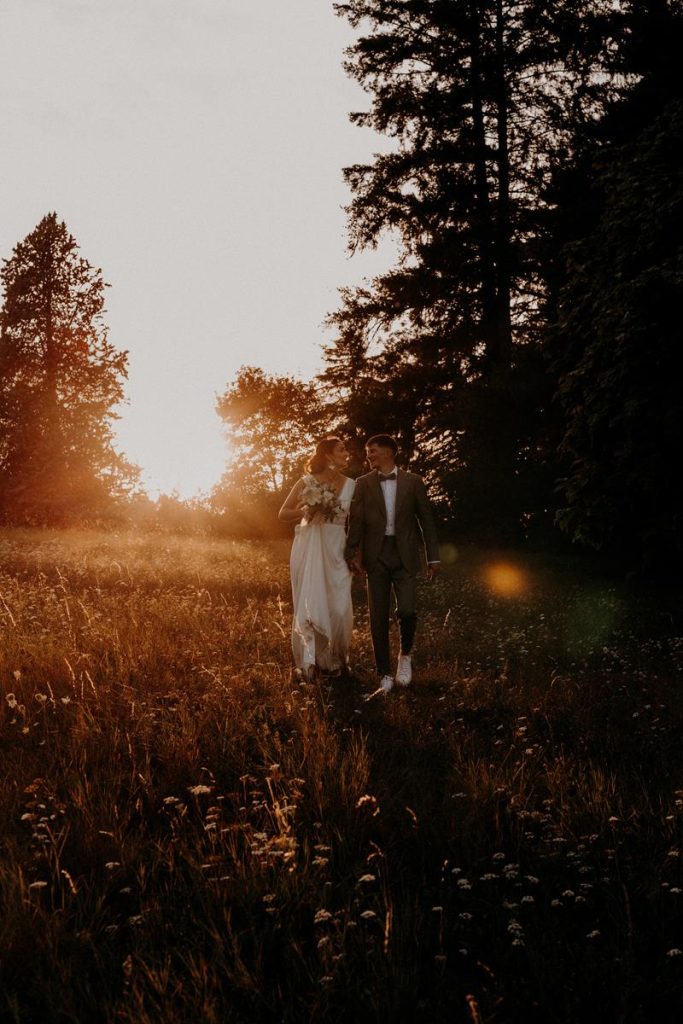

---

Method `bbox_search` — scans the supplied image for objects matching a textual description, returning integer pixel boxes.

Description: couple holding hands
[278,434,440,693]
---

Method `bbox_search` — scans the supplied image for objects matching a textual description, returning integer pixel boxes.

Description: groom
[345,434,440,692]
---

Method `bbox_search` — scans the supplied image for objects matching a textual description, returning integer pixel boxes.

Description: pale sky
[0,0,394,496]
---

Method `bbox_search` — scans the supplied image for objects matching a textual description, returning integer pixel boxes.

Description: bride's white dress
[290,476,355,673]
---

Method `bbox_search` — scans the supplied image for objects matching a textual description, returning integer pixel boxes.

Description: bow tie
[378,472,397,482]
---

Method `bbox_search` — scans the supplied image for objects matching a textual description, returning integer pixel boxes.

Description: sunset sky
[0,0,394,497]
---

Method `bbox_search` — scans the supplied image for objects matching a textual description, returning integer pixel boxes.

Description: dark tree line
[214,0,682,570]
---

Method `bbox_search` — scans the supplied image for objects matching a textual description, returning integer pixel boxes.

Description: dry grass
[1,528,682,1023]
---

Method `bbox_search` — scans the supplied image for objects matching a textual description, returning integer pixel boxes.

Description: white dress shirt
[379,470,398,535]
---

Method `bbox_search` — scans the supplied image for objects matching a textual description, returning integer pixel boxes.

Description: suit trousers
[366,536,417,676]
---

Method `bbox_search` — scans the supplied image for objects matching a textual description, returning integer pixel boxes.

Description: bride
[278,437,355,678]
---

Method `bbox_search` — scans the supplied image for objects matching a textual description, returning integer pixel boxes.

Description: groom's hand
[346,552,363,575]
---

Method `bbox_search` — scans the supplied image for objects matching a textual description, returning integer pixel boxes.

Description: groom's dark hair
[366,433,398,454]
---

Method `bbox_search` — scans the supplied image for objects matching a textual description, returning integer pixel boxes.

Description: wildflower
[431,905,443,912]
[669,887,682,895]
[360,910,377,920]
[511,938,525,947]
[667,948,683,957]
[459,912,472,921]
[312,857,329,867]
[34,693,48,704]
[358,874,376,883]
[492,852,506,861]
[28,880,48,890]
[60,697,71,705]
[317,936,331,949]
[480,873,497,881]
[525,875,540,885]
[188,785,212,796]
[128,915,144,926]
[105,862,121,871]
[551,899,562,907]
[562,890,575,899]
[456,879,472,890]
[314,909,333,923]
[586,930,600,939]
[521,895,535,904]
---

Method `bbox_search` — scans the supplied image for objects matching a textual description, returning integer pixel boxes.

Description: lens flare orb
[484,561,528,598]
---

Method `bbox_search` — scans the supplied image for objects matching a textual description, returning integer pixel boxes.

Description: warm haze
[0,0,394,497]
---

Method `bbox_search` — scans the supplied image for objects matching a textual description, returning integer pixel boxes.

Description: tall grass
[1,528,682,1022]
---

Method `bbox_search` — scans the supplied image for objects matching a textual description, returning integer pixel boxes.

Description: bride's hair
[307,437,342,474]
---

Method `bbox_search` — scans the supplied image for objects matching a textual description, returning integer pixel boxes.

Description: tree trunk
[492,0,513,379]
[469,9,498,358]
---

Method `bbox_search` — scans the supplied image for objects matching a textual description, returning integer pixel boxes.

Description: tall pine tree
[324,0,623,538]
[0,213,134,525]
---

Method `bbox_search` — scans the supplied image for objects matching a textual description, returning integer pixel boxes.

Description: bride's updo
[307,437,341,474]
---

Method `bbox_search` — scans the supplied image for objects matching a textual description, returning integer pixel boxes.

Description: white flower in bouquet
[300,478,342,523]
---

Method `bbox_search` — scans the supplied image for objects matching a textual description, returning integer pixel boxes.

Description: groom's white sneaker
[395,654,412,686]
[379,674,394,693]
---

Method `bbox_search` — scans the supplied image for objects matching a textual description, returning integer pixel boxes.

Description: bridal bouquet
[299,478,342,523]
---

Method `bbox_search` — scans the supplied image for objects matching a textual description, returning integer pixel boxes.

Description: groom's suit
[345,468,439,677]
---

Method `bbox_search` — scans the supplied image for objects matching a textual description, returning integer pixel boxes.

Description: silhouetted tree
[0,213,135,525]
[327,0,624,539]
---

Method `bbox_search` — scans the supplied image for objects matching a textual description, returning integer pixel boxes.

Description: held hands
[346,552,364,576]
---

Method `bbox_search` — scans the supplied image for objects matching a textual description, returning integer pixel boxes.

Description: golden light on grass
[483,561,528,598]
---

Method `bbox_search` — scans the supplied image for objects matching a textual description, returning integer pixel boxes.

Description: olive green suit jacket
[345,469,439,574]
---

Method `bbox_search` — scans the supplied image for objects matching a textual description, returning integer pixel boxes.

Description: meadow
[0,527,681,1023]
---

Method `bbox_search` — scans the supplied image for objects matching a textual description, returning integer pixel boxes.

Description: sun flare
[483,561,529,598]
